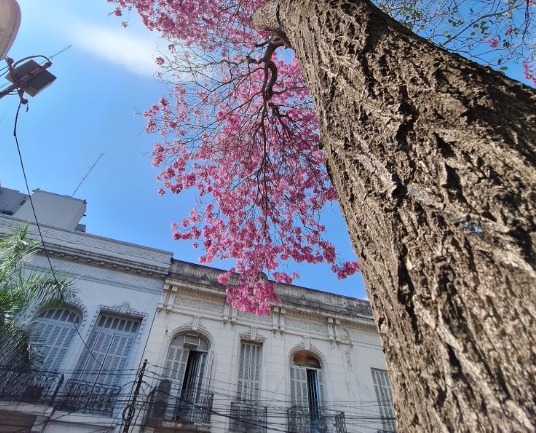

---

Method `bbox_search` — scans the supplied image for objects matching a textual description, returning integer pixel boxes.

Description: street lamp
[0,0,57,102]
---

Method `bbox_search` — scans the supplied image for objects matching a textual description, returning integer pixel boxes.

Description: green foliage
[0,226,73,370]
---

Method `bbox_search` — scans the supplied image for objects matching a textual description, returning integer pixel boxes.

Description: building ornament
[239,327,267,343]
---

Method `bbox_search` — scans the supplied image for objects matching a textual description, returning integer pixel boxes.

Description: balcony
[229,401,267,433]
[144,379,214,430]
[0,368,64,406]
[57,379,121,417]
[288,406,347,433]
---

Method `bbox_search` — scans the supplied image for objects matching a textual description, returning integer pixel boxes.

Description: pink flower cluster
[108,0,265,49]
[144,52,358,313]
[523,61,536,86]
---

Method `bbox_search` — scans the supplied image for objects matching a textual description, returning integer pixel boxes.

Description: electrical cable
[134,363,396,433]
[10,101,106,367]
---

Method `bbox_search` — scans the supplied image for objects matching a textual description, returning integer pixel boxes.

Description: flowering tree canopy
[109,0,535,313]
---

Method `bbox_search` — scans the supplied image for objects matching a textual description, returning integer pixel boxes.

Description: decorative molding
[169,261,223,284]
[239,327,266,343]
[192,316,201,330]
[271,306,286,332]
[168,323,215,348]
[285,317,327,336]
[345,351,353,371]
[223,303,231,323]
[289,342,327,369]
[26,295,88,330]
[172,284,225,303]
[277,282,373,318]
[286,317,308,331]
[339,327,351,343]
[237,309,272,323]
[174,294,225,315]
[82,304,148,351]
[103,303,147,319]
[328,317,349,343]
[30,255,166,294]
[0,217,172,277]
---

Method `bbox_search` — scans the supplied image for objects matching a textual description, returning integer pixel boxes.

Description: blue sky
[0,0,367,299]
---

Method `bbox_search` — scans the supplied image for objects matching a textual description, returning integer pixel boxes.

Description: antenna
[49,45,72,60]
[72,153,104,197]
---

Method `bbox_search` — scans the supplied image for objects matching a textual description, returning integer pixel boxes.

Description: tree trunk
[255,1,536,432]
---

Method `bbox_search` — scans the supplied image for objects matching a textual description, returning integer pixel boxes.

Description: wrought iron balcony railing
[229,401,267,433]
[57,379,121,417]
[145,379,214,427]
[288,405,347,433]
[0,368,64,406]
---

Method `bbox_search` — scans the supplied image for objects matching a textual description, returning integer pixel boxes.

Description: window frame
[237,340,263,403]
[31,306,82,372]
[371,368,397,433]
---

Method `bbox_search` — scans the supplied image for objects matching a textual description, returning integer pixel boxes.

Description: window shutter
[75,314,140,387]
[290,365,308,406]
[237,342,262,402]
[164,342,189,414]
[317,369,324,409]
[204,349,214,387]
[166,345,189,384]
[371,369,397,432]
[33,308,80,372]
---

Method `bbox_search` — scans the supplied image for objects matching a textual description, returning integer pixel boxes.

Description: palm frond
[0,226,75,370]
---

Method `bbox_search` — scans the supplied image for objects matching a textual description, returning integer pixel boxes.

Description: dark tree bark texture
[254,1,536,432]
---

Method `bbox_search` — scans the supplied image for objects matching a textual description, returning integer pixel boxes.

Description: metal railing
[145,379,214,426]
[288,406,347,433]
[57,379,121,417]
[0,368,64,405]
[229,401,267,433]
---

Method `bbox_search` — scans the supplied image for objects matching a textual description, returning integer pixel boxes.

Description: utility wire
[11,100,101,365]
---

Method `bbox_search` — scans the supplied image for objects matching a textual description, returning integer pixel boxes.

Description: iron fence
[229,401,267,433]
[145,379,214,426]
[57,379,121,417]
[288,406,347,433]
[0,368,64,405]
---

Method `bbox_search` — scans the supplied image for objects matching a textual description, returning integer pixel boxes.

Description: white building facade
[0,188,172,433]
[140,261,396,433]
[0,187,396,433]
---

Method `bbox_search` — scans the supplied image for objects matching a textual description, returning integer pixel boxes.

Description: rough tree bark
[254,1,536,432]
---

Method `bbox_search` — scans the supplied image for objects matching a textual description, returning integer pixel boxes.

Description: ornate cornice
[0,216,172,279]
[43,243,169,278]
[168,259,374,323]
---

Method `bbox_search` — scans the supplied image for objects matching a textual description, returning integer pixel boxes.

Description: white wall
[0,214,172,433]
[141,267,389,433]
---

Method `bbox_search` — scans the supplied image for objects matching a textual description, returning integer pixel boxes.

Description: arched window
[162,333,213,422]
[290,351,324,423]
[32,307,81,371]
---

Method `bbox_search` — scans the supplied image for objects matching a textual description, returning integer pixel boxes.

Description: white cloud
[68,20,160,77]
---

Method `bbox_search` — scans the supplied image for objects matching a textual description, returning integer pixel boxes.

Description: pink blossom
[523,61,536,86]
[484,37,499,48]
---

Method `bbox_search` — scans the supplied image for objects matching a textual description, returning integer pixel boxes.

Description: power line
[10,99,101,365]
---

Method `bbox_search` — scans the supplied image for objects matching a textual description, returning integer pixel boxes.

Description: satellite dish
[0,0,21,61]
